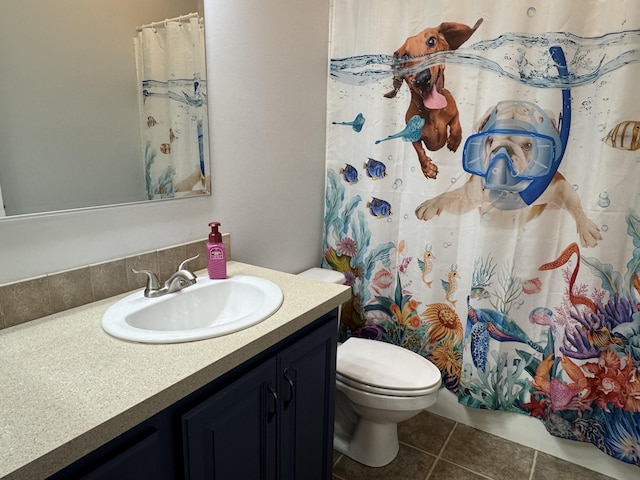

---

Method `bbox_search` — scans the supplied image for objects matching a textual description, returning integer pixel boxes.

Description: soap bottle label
[209,247,224,260]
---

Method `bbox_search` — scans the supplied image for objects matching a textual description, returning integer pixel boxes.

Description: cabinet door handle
[283,368,295,409]
[267,383,278,422]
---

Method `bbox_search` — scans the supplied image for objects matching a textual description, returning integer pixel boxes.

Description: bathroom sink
[101,275,283,344]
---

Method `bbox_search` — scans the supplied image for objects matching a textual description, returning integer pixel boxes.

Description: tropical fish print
[340,164,359,184]
[367,197,392,218]
[364,158,387,180]
[603,120,640,150]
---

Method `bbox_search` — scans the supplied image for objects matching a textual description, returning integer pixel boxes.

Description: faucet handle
[177,254,200,272]
[131,269,161,291]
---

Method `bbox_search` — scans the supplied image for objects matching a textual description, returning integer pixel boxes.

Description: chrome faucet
[132,254,199,298]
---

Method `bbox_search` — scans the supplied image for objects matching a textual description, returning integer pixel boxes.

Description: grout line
[529,450,538,480]
[424,421,459,479]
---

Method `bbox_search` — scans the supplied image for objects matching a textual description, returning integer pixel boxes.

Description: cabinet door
[182,358,278,480]
[48,426,175,480]
[277,316,337,480]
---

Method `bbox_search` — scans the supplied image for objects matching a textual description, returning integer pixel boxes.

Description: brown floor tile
[398,411,456,455]
[441,424,534,480]
[532,452,617,480]
[428,459,492,480]
[333,443,435,480]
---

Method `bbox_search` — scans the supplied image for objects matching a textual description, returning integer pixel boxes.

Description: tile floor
[332,411,618,480]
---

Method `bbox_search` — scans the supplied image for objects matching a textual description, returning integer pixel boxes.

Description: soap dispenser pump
[207,222,227,279]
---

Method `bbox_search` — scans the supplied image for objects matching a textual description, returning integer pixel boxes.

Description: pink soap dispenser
[207,222,227,279]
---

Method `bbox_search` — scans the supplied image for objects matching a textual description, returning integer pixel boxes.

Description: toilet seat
[336,337,441,397]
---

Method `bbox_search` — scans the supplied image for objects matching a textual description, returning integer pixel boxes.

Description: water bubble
[572,184,579,191]
[387,218,393,224]
[403,214,409,220]
[450,177,457,184]
[387,155,393,161]
[598,192,611,208]
[481,211,492,220]
[394,178,404,188]
[442,241,452,248]
[527,7,537,17]
[602,224,609,232]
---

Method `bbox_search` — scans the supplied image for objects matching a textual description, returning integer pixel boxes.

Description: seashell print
[603,120,640,150]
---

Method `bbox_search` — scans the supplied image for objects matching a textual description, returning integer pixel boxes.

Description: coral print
[324,0,640,468]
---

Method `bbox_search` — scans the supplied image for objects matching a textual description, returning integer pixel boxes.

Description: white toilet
[299,268,442,467]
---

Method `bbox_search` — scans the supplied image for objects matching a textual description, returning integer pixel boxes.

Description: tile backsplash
[0,235,230,329]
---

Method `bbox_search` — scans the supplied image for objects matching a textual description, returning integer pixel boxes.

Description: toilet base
[334,417,400,467]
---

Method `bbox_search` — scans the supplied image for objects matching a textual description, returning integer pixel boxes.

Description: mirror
[0,0,209,217]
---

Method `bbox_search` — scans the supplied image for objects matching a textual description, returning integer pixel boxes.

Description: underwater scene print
[324,0,640,467]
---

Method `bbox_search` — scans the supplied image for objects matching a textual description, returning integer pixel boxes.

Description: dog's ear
[473,105,496,133]
[384,45,409,98]
[543,109,559,132]
[438,18,483,50]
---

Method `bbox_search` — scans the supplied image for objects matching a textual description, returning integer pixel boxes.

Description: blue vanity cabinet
[182,313,337,480]
[46,413,178,480]
[46,310,337,480]
[277,317,337,480]
[182,358,279,479]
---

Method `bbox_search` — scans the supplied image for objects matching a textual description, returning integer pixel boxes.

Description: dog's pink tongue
[423,85,447,110]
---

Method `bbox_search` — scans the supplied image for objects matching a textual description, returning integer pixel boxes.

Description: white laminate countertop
[0,262,351,480]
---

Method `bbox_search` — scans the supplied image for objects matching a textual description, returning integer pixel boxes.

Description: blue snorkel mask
[462,46,571,210]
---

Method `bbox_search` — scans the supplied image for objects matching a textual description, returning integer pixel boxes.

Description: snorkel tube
[517,45,571,206]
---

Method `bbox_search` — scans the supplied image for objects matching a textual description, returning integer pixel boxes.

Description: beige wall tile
[0,277,54,327]
[90,259,129,301]
[48,268,94,312]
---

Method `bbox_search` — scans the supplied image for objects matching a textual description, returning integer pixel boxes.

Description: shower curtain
[134,13,209,200]
[324,0,640,467]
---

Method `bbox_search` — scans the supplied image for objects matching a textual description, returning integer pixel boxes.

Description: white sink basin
[101,275,283,344]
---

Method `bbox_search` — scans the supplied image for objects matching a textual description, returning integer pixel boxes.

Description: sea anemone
[422,303,463,343]
[337,237,358,257]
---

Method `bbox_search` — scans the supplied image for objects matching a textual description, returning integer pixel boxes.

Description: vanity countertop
[0,261,351,480]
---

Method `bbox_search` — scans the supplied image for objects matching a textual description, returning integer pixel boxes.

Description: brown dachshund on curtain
[385,19,483,179]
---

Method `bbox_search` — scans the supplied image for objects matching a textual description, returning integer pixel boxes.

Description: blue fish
[375,115,425,144]
[364,158,387,180]
[332,113,365,132]
[339,164,359,184]
[367,197,392,218]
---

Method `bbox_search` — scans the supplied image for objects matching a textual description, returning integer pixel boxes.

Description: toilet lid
[336,337,441,396]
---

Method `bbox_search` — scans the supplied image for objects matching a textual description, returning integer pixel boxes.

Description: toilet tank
[298,267,346,285]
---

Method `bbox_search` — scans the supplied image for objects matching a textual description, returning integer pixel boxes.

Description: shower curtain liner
[323,0,640,466]
[134,13,209,200]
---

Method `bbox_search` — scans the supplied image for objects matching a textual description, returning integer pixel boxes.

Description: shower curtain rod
[136,12,200,31]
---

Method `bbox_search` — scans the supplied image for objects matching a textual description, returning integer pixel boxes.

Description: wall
[0,0,330,285]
